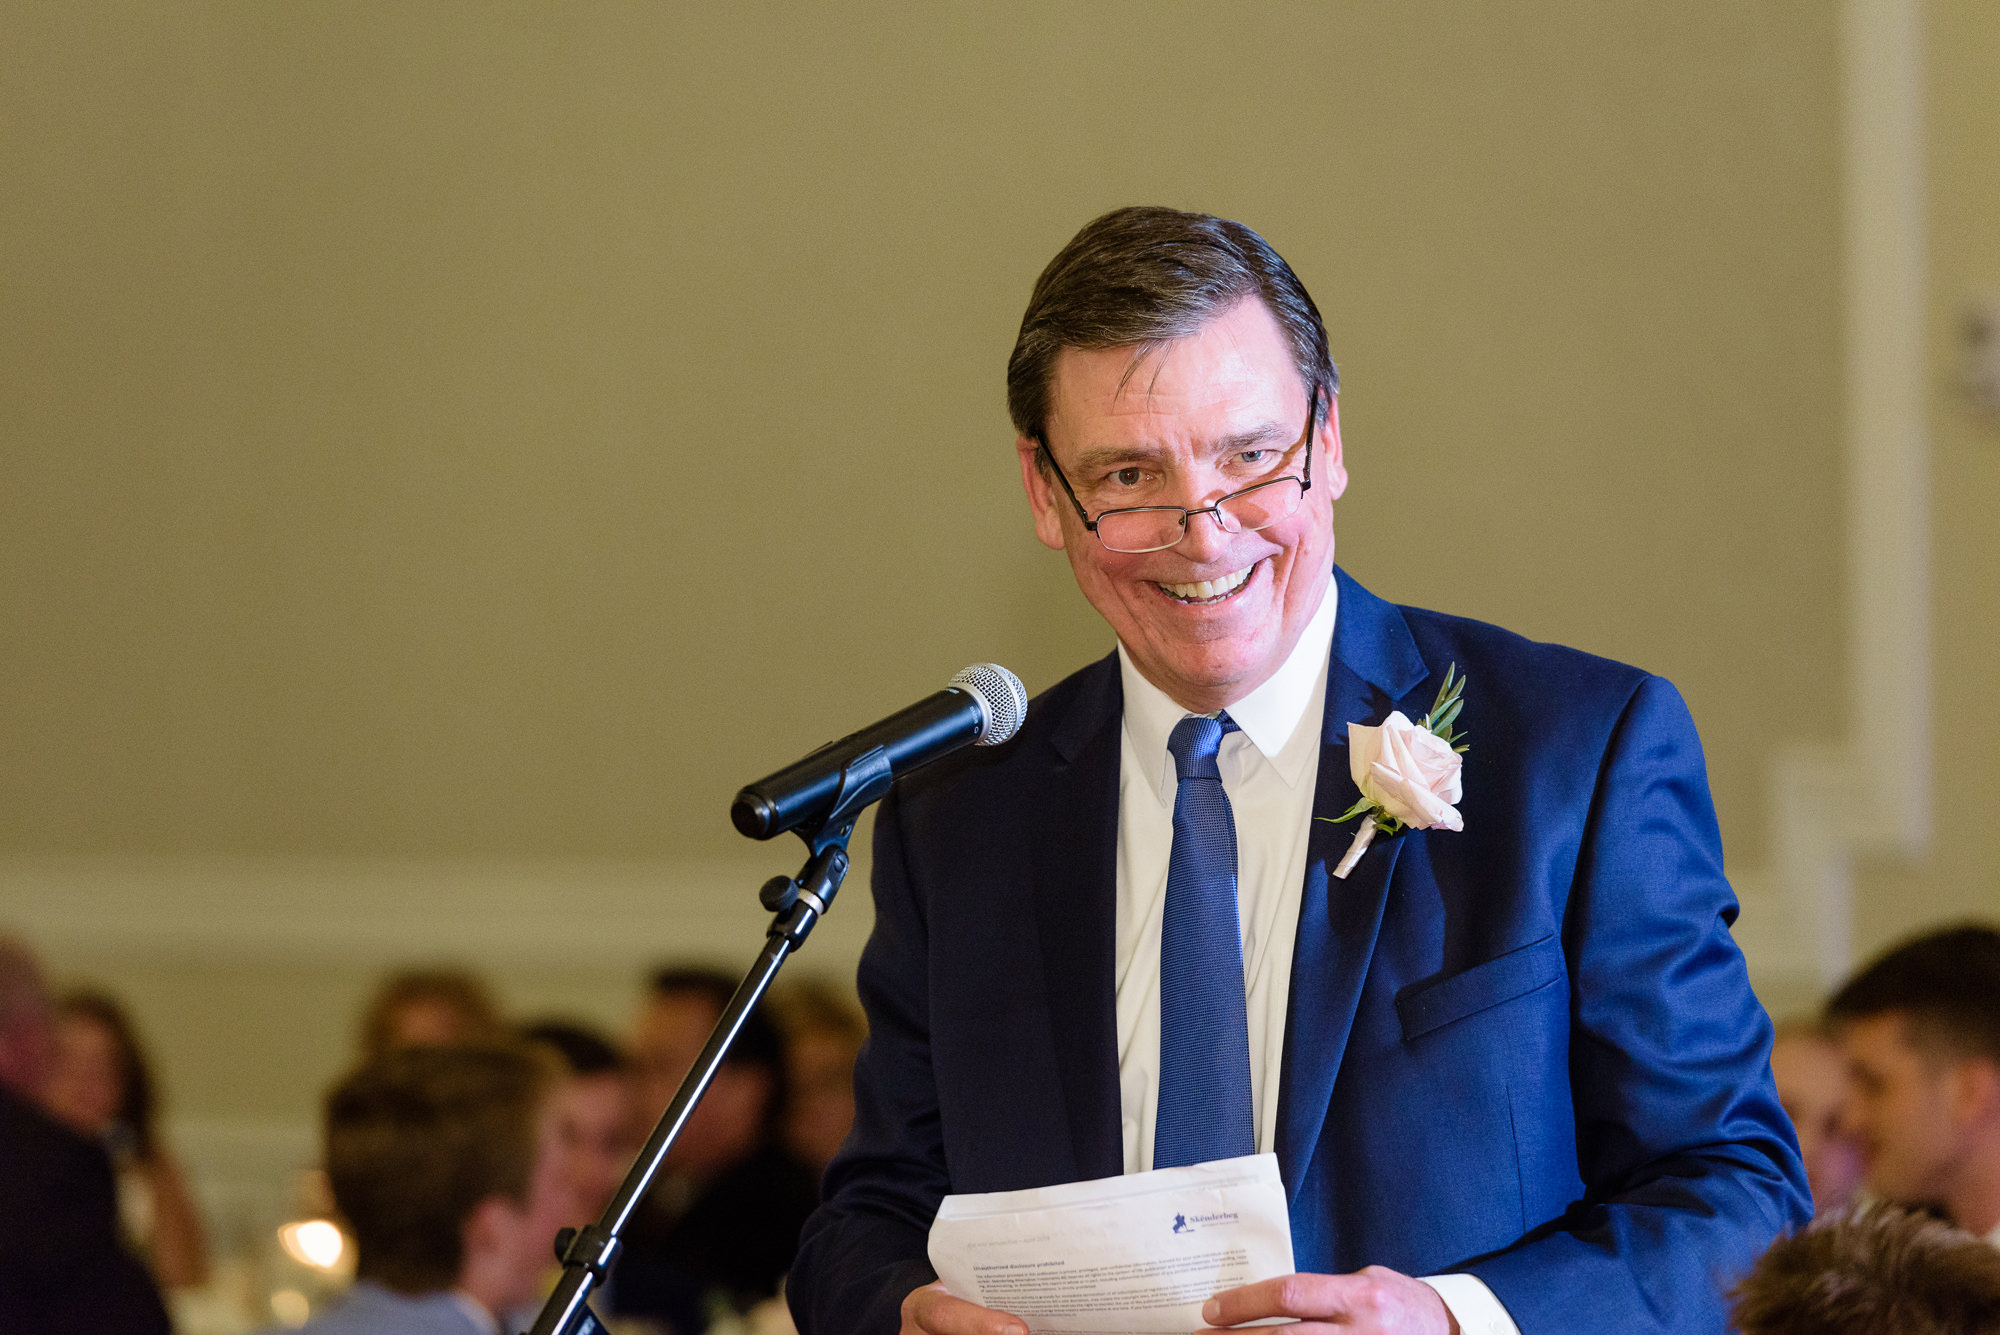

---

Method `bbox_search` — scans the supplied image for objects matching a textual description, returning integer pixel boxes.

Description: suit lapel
[1276,568,1431,1194]
[1034,653,1125,1182]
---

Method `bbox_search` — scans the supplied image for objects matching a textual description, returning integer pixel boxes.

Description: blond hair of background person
[1770,1015,1868,1217]
[359,967,506,1057]
[0,935,170,1335]
[1730,1205,2000,1335]
[1828,924,2000,1244]
[269,1042,578,1335]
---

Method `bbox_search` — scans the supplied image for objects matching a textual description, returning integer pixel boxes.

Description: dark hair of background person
[649,966,788,1133]
[1730,1205,2000,1335]
[1825,923,2000,1063]
[520,1019,625,1077]
[324,1042,556,1294]
[1005,205,1339,452]
[53,990,160,1159]
[358,967,505,1057]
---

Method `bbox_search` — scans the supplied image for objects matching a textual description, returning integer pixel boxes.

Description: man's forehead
[1044,303,1305,432]
[1846,1010,1953,1068]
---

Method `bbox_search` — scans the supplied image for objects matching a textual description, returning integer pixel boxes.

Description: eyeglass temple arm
[1035,439,1099,531]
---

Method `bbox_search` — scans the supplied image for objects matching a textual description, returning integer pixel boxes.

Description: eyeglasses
[1035,387,1319,554]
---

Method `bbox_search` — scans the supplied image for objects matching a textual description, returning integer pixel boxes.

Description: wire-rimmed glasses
[1035,387,1320,554]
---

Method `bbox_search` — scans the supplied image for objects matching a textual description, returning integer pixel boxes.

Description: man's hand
[900,1281,1028,1335]
[1198,1267,1460,1334]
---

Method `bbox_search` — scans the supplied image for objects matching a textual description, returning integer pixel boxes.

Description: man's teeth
[1158,566,1253,601]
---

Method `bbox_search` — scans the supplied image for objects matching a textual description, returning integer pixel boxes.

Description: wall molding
[1739,0,1930,996]
[0,853,876,973]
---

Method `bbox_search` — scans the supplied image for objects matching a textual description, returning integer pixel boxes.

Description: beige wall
[7,1,1952,1163]
[1851,0,2000,956]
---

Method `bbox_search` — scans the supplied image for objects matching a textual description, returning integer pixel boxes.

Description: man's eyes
[1111,466,1146,487]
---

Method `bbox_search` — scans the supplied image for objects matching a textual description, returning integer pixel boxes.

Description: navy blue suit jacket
[789,568,1809,1333]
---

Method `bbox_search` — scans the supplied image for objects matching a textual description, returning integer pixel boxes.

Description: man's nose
[1176,500,1236,560]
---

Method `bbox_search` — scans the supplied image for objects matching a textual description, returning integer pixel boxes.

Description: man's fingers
[1203,1272,1348,1325]
[900,1281,1029,1335]
[1200,1267,1453,1333]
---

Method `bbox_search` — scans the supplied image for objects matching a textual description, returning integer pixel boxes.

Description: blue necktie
[1152,713,1256,1170]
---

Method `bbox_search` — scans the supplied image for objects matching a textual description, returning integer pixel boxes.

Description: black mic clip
[758,743,883,938]
[799,743,894,854]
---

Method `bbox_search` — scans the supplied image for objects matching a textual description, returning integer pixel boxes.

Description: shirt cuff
[1417,1274,1520,1335]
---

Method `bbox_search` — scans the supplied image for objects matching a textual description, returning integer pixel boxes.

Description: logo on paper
[1169,1210,1241,1235]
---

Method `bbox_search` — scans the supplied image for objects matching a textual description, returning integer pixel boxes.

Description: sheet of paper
[926,1153,1295,1334]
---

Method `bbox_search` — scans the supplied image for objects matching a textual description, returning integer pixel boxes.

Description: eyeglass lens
[1095,477,1305,553]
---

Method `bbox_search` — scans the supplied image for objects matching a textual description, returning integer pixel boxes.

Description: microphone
[732,663,1028,841]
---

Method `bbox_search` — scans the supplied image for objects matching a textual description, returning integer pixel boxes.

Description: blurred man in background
[279,1042,578,1335]
[0,934,170,1335]
[613,967,818,1333]
[521,1020,640,1223]
[1828,924,2000,1243]
[1770,1015,1868,1217]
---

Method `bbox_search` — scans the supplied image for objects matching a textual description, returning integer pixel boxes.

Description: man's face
[631,991,769,1177]
[550,1071,637,1220]
[470,1099,587,1314]
[1018,297,1346,714]
[1841,1012,1972,1205]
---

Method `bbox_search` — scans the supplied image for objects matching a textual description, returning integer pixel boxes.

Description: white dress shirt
[1111,574,1519,1335]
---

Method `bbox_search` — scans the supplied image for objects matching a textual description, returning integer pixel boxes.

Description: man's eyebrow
[1210,420,1292,453]
[1067,420,1291,472]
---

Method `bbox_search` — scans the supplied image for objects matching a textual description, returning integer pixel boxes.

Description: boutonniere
[1323,664,1469,879]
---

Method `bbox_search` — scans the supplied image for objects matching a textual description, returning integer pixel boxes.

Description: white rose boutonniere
[1325,664,1469,879]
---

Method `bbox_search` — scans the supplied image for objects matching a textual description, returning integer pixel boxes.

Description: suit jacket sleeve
[788,787,947,1334]
[1462,674,1809,1330]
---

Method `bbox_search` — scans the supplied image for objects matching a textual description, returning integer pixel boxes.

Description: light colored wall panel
[0,3,1868,1143]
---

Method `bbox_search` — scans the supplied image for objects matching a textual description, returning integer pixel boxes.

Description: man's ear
[1950,1056,2000,1129]
[1317,394,1349,503]
[458,1194,515,1277]
[1017,435,1068,552]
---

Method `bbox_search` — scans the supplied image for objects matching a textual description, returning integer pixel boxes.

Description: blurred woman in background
[41,990,211,1293]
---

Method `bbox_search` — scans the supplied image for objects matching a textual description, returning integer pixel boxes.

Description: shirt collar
[448,1290,503,1335]
[1118,571,1339,806]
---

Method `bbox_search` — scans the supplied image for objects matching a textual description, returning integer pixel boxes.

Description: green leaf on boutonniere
[1331,796,1376,824]
[1420,663,1469,751]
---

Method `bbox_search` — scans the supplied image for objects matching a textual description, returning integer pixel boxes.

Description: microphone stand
[525,747,895,1335]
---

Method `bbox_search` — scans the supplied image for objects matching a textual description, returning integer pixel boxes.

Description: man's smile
[1154,561,1256,605]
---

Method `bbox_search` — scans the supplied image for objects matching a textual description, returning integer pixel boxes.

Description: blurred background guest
[41,990,212,1295]
[1730,1204,2000,1335]
[0,935,170,1335]
[1827,924,2000,1243]
[1770,1014,1869,1218]
[766,981,865,1180]
[521,1019,640,1223]
[272,1041,577,1335]
[613,967,817,1333]
[360,968,507,1056]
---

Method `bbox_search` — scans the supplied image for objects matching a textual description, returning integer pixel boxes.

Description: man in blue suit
[788,207,1808,1334]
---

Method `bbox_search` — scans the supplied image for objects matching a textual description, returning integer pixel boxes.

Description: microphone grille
[948,663,1028,746]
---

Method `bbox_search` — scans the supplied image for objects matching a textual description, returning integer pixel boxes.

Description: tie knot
[1167,713,1237,781]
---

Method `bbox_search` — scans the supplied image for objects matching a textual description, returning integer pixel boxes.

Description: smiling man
[1826,924,2000,1242]
[787,206,1807,1335]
